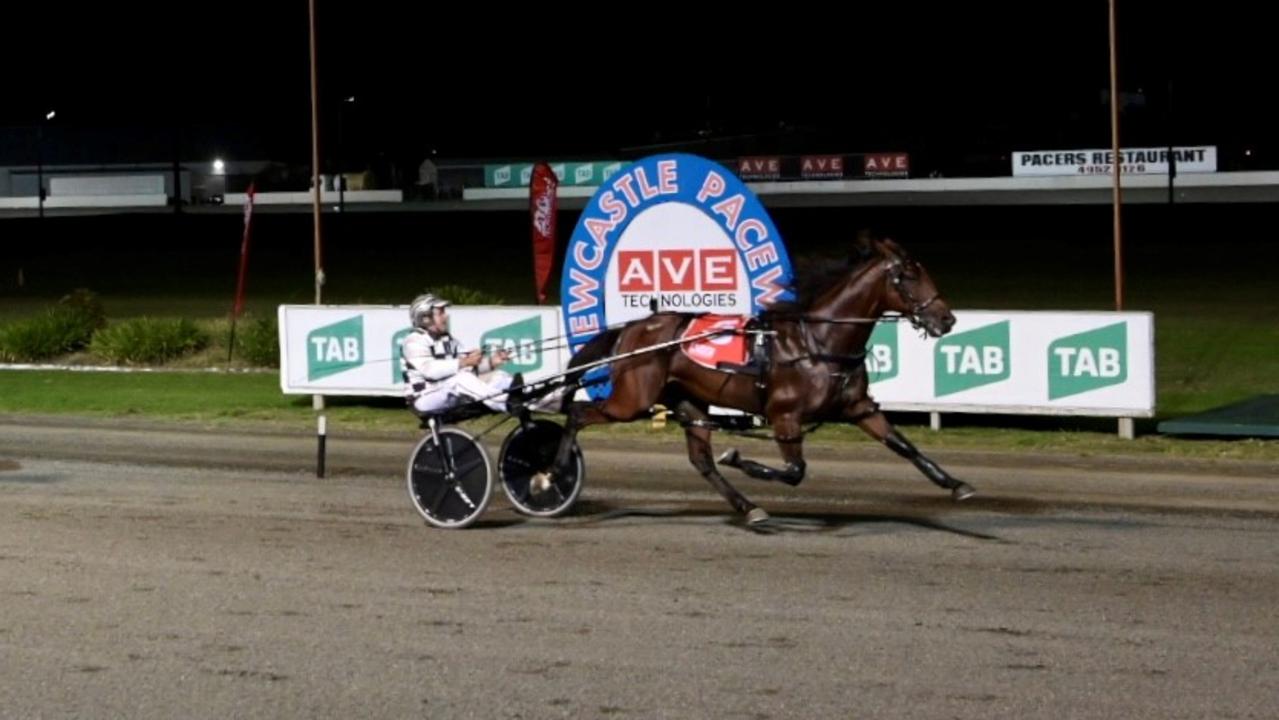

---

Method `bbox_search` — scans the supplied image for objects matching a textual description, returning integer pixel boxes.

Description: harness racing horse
[546,232,975,525]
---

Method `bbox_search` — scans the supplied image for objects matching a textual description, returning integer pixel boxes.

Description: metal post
[929,412,942,431]
[1108,0,1129,441]
[309,0,324,307]
[309,0,327,475]
[1118,417,1135,440]
[313,409,324,475]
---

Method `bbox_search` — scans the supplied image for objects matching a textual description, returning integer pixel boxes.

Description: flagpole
[308,0,327,476]
[1109,0,1135,440]
[1109,0,1124,312]
[228,183,256,364]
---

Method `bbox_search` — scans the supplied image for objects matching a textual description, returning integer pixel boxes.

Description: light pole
[339,95,355,213]
[1108,0,1123,312]
[37,110,55,219]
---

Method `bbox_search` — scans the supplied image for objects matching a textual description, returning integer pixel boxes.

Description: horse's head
[869,237,956,338]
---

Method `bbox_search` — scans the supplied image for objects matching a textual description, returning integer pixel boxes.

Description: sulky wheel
[406,426,493,529]
[498,419,584,518]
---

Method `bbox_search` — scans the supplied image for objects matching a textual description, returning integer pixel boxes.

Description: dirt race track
[1,417,1277,719]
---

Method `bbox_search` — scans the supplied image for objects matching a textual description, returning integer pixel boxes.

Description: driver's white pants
[412,370,512,414]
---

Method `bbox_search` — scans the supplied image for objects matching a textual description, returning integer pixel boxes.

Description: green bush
[90,318,209,365]
[0,309,94,361]
[58,288,107,330]
[429,284,506,305]
[235,315,279,367]
[204,314,279,368]
[0,290,105,361]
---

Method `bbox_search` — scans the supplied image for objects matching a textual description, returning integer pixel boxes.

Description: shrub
[90,318,209,364]
[235,315,279,367]
[428,284,506,305]
[0,290,104,361]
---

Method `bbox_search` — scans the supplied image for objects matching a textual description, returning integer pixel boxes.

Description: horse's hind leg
[716,414,807,487]
[675,401,769,525]
[548,400,612,480]
[543,384,658,492]
[852,407,975,501]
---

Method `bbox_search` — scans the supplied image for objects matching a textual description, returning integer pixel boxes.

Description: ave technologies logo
[561,154,795,398]
[308,315,364,381]
[934,320,1010,396]
[1047,322,1127,399]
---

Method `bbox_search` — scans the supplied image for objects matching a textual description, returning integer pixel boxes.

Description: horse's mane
[763,231,882,315]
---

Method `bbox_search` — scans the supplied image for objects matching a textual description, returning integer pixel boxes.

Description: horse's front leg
[674,401,769,525]
[716,413,807,486]
[846,400,975,501]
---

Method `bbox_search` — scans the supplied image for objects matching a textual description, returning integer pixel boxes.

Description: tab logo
[866,322,898,383]
[480,315,544,373]
[307,315,364,381]
[575,164,594,185]
[520,166,534,186]
[1048,322,1127,399]
[935,320,1010,396]
[391,327,412,383]
[493,165,511,186]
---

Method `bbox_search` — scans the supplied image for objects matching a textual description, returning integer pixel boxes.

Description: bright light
[1245,149,1253,157]
[212,158,226,174]
[45,110,56,120]
[344,96,356,103]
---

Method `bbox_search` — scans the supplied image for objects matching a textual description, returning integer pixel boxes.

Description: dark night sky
[2,2,1270,167]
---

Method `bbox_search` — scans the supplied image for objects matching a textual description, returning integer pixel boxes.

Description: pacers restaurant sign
[1012,146,1217,177]
[561,154,795,358]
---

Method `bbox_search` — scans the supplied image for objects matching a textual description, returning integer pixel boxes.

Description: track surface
[1,419,1277,718]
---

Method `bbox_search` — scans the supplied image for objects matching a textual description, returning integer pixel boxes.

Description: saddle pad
[680,315,748,370]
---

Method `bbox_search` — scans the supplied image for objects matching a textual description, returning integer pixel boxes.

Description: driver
[401,293,519,415]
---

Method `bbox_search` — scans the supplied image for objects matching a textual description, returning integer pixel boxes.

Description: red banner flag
[529,163,559,304]
[232,183,256,318]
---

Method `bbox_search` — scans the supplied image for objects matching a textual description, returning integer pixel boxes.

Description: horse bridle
[887,258,939,330]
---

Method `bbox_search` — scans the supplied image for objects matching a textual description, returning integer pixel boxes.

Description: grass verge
[1,370,1275,462]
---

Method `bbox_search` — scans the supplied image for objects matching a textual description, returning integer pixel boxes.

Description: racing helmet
[409,293,451,328]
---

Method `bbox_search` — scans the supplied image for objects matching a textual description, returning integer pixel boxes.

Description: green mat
[1158,395,1279,438]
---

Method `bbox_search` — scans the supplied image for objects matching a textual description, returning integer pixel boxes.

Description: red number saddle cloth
[679,314,749,370]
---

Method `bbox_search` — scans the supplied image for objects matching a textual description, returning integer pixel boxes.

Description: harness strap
[843,401,880,424]
[807,351,867,366]
[780,351,867,368]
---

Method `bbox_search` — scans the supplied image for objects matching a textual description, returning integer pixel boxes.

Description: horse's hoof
[746,507,771,525]
[717,448,740,467]
[530,472,553,496]
[951,482,976,501]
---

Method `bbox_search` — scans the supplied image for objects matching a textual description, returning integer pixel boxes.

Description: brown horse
[546,232,975,525]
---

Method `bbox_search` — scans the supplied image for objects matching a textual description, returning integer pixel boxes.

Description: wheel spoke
[453,457,486,477]
[452,484,477,510]
[505,455,535,471]
[428,482,450,515]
